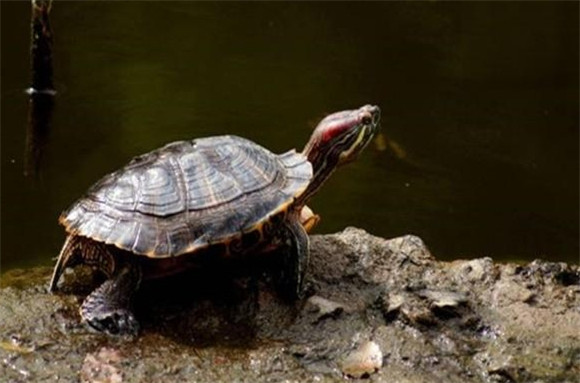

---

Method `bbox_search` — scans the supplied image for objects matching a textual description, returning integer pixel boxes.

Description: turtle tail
[49,234,79,292]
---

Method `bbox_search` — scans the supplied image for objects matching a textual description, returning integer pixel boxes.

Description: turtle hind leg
[81,258,142,336]
[277,217,310,301]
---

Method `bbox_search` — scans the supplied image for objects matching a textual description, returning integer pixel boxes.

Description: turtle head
[299,105,380,204]
[303,104,380,167]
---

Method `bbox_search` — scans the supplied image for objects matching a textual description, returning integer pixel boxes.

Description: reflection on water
[1,2,578,270]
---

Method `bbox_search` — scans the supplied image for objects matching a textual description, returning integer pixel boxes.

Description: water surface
[1,2,578,270]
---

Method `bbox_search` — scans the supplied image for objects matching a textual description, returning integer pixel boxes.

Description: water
[1,2,578,270]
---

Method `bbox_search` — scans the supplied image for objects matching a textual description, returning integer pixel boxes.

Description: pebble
[341,341,383,378]
[81,347,123,383]
[419,290,467,309]
[384,293,405,314]
[306,295,346,319]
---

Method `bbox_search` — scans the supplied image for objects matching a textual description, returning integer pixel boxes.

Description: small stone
[81,347,123,383]
[386,294,405,313]
[419,290,467,309]
[380,293,406,322]
[521,291,537,304]
[341,341,383,378]
[306,295,346,320]
[451,258,495,284]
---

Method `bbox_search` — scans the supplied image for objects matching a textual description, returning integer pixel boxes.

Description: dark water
[1,2,578,270]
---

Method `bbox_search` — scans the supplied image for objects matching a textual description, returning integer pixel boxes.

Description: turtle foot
[83,308,140,336]
[79,261,142,336]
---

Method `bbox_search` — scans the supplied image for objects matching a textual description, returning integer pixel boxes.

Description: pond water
[1,2,578,270]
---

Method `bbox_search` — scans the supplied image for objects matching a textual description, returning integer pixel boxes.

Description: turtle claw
[84,309,140,336]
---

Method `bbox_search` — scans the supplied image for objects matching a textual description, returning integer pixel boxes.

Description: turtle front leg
[81,259,142,336]
[278,217,310,301]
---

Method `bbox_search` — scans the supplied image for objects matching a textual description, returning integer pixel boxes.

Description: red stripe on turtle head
[315,105,380,145]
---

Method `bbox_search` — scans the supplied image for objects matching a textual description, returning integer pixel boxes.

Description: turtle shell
[61,135,313,258]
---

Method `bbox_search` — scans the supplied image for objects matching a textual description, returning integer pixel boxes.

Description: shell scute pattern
[177,151,242,211]
[61,136,312,258]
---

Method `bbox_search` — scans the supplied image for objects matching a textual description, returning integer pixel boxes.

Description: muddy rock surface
[1,227,579,382]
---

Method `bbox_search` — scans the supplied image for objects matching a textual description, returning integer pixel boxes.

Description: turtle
[49,104,381,335]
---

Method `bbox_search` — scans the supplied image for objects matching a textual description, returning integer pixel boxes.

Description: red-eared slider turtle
[50,105,381,335]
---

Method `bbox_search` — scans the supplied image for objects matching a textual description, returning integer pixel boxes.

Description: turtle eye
[361,115,372,125]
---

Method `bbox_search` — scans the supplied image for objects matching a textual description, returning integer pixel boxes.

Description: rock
[449,258,497,285]
[340,341,383,378]
[0,227,578,382]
